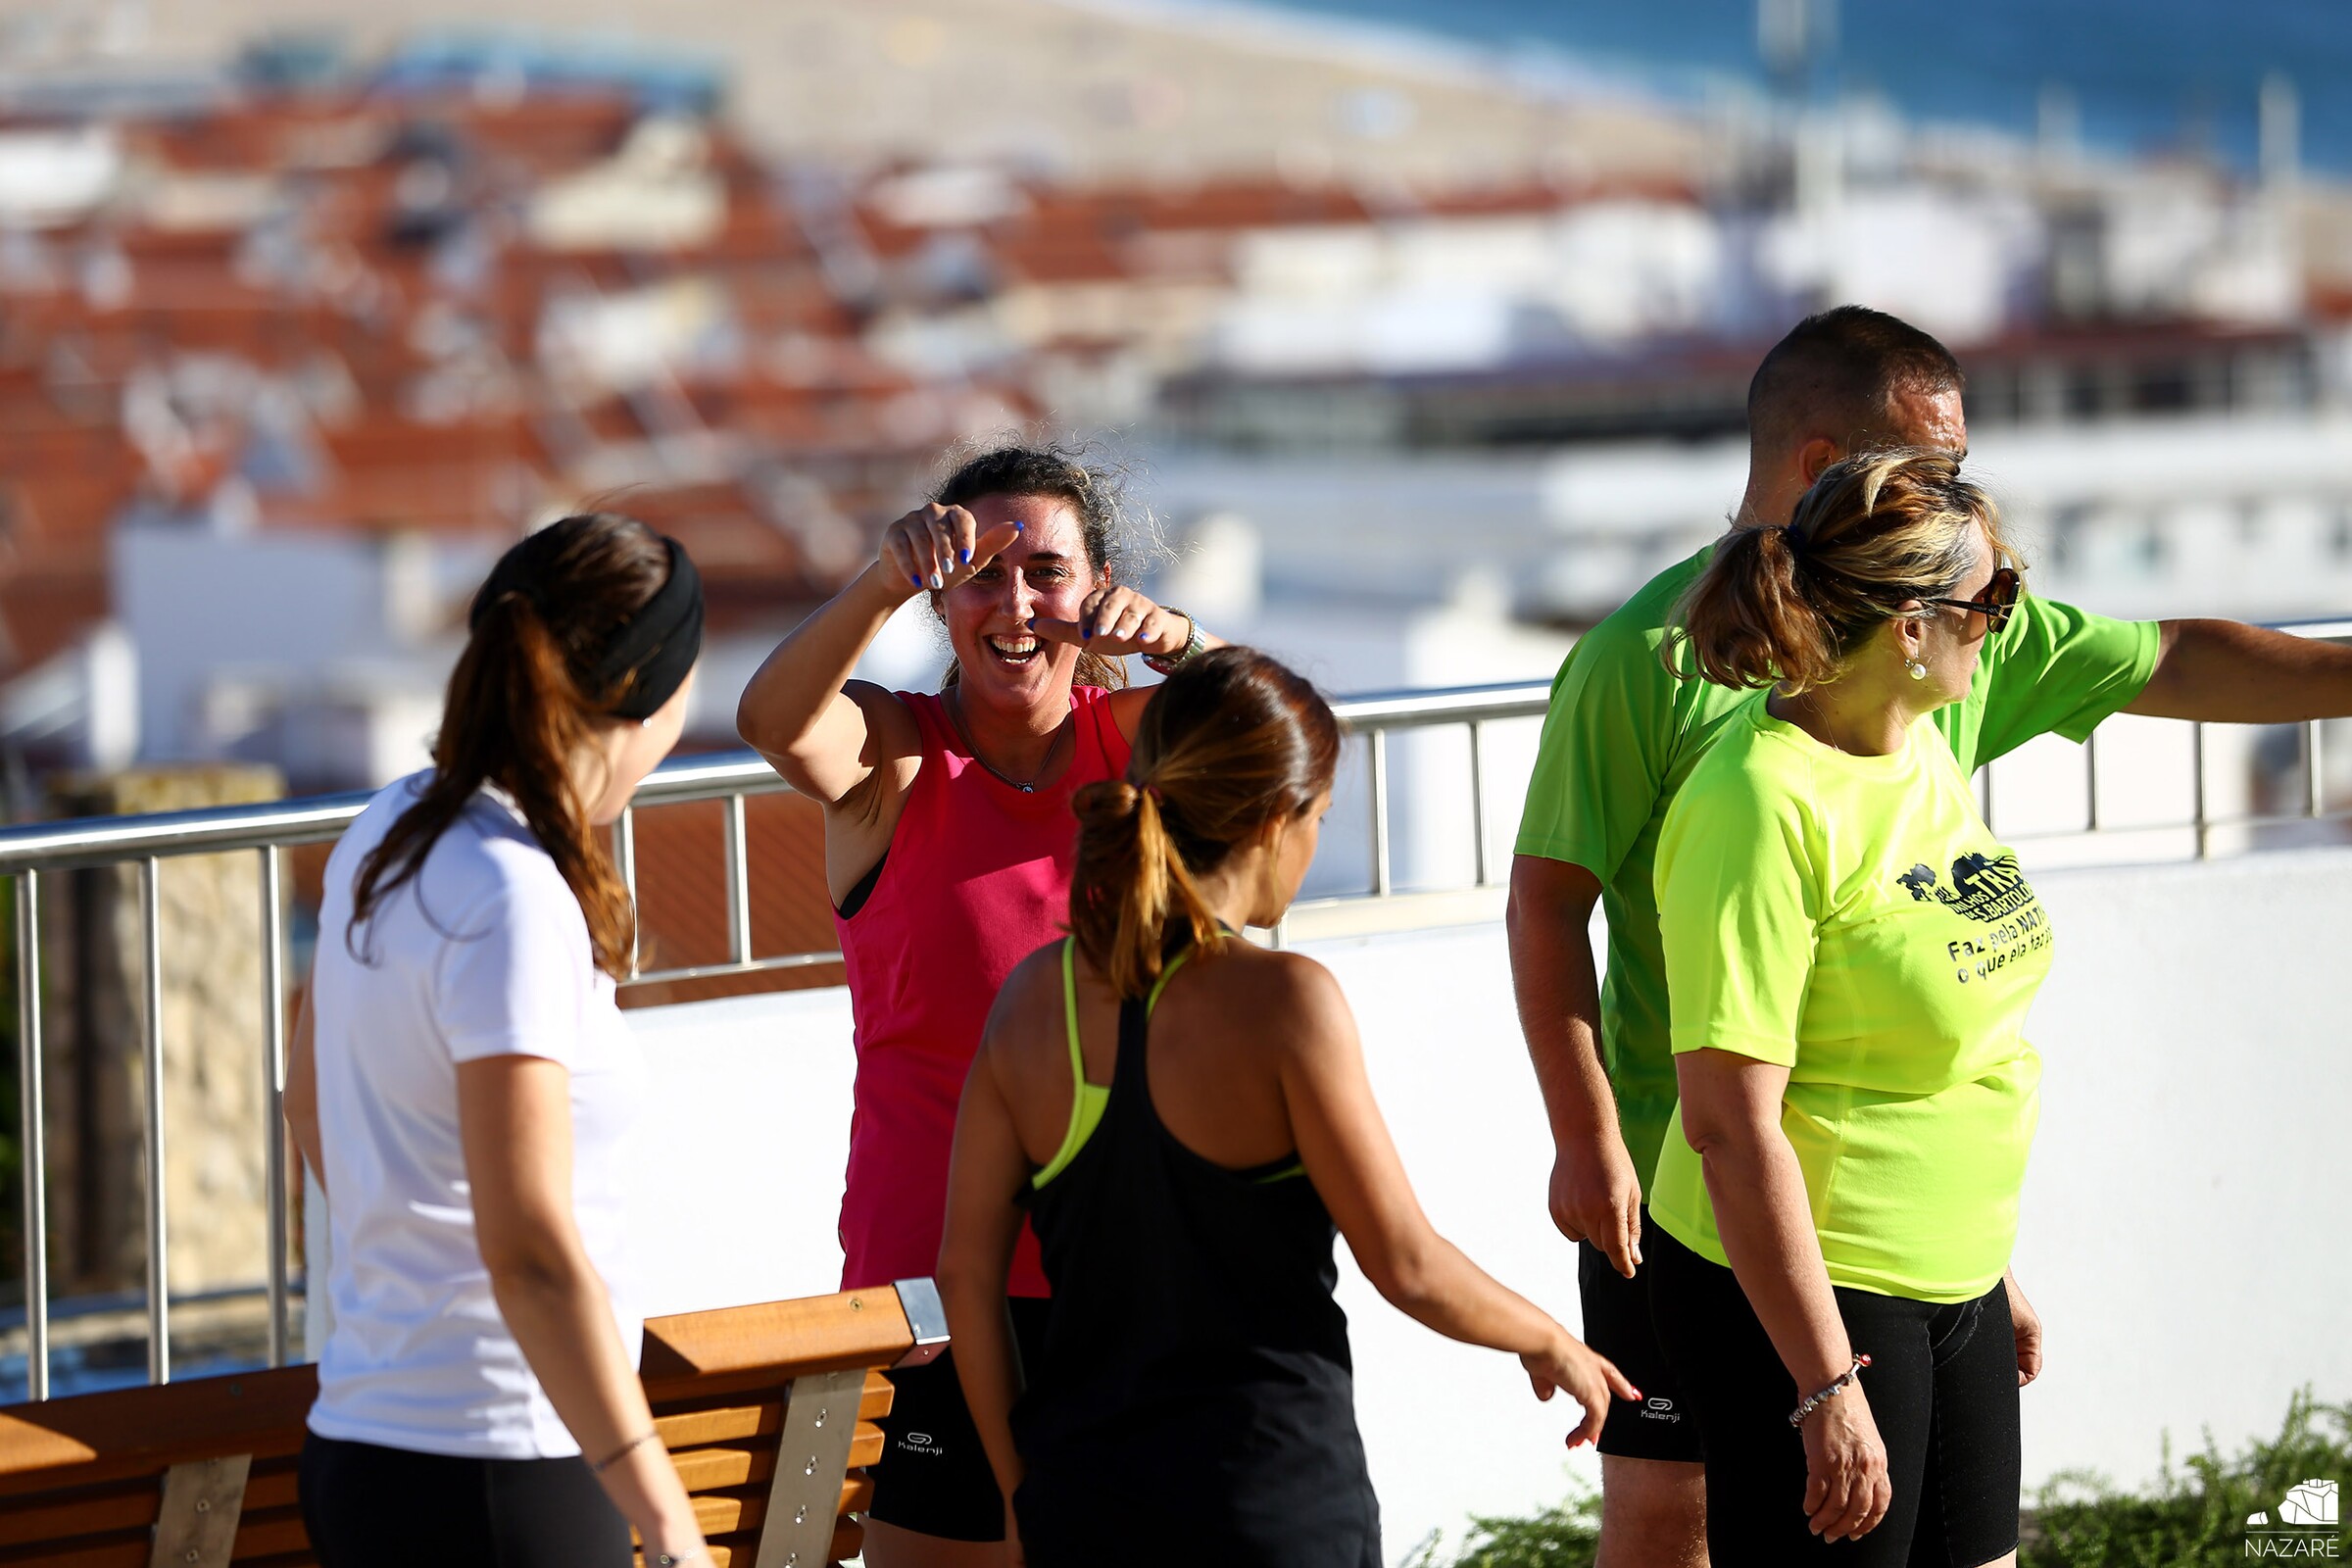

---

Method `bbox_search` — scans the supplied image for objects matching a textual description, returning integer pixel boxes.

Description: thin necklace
[945,686,1072,794]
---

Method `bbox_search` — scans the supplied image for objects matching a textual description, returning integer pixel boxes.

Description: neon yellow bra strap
[1032,940,1191,1189]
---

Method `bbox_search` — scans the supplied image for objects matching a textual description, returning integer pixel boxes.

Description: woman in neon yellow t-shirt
[1648,450,2045,1568]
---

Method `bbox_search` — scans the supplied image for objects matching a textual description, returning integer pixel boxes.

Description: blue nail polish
[960,548,972,564]
[1026,616,1037,629]
[1013,520,1025,532]
[910,574,923,587]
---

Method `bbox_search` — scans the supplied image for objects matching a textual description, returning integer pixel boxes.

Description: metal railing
[5,634,2351,1400]
[0,758,826,1400]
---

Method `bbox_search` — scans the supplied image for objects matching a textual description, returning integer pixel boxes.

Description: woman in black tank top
[939,649,1636,1568]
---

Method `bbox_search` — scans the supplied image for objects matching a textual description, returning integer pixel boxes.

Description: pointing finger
[970,519,1023,568]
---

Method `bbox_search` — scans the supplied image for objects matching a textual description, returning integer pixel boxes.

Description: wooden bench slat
[0,1286,928,1568]
[230,1505,312,1559]
[0,1478,159,1547]
[640,1288,917,1399]
[668,1443,774,1493]
[0,1368,318,1498]
[656,1401,781,1450]
[0,1536,148,1568]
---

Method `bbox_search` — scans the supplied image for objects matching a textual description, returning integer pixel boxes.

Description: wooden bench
[0,1279,949,1568]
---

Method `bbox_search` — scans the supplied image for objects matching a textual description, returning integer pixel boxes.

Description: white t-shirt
[307,773,645,1459]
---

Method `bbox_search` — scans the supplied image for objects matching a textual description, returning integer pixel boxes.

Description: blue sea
[1253,0,2352,175]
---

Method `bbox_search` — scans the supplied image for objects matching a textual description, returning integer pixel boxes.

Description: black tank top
[1011,956,1381,1568]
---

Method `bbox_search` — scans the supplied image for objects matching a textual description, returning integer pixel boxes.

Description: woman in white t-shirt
[285,514,709,1568]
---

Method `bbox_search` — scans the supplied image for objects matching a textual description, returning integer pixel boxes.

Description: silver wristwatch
[1141,608,1206,675]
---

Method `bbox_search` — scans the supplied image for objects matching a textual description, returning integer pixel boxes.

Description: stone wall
[41,764,286,1298]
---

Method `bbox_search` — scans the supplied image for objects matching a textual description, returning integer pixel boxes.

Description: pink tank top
[833,686,1132,1298]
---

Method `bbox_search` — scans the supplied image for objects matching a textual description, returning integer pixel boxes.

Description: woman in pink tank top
[737,446,1220,1568]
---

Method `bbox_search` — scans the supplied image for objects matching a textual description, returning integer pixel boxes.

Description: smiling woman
[733,443,1220,1568]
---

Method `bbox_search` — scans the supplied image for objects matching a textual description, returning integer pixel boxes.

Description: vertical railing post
[16,872,47,1401]
[2082,729,2101,833]
[2192,722,2210,860]
[259,847,290,1368]
[139,856,170,1384]
[2306,718,2325,818]
[1978,761,1994,835]
[723,794,753,966]
[613,808,639,978]
[1367,729,1392,898]
[1467,719,1490,887]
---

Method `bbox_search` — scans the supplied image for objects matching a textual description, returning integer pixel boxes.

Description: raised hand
[1028,582,1192,661]
[1521,1330,1641,1450]
[878,503,1024,600]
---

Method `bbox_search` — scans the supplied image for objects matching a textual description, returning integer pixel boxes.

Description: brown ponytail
[1667,448,2008,693]
[1067,647,1339,998]
[349,514,677,978]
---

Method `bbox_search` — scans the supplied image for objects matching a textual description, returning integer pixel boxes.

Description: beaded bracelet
[1788,1353,1872,1428]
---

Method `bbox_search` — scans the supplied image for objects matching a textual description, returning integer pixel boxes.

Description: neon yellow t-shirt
[1513,545,2157,1188]
[1648,700,2053,1302]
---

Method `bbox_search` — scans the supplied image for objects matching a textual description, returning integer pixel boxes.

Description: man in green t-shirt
[1510,305,2352,1566]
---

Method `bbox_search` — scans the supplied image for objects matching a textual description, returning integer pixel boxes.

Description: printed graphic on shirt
[1900,852,2053,986]
[1898,852,2037,923]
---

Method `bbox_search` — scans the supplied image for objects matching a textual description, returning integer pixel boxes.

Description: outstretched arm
[1277,956,1637,1446]
[2127,619,2352,722]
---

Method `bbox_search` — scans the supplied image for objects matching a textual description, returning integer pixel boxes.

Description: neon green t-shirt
[1647,702,2052,1300]
[1512,544,2159,1187]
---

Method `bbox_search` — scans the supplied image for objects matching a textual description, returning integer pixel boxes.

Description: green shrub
[1403,1488,1599,1568]
[1408,1392,2349,1568]
[2025,1391,2350,1567]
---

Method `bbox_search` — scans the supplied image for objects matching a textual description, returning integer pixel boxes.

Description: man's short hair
[1746,306,1965,459]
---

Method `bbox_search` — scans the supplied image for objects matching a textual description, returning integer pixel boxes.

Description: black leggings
[1648,1227,2021,1568]
[299,1432,632,1568]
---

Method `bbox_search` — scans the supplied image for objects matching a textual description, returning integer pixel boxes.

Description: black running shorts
[1648,1226,2022,1568]
[299,1433,631,1568]
[866,1297,1053,1542]
[1579,1206,1704,1463]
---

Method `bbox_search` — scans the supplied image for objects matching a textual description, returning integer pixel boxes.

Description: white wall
[623,849,2352,1561]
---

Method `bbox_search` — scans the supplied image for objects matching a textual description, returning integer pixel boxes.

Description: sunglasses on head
[1921,566,2020,634]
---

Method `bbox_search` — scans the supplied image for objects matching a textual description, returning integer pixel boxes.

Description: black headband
[470,532,705,720]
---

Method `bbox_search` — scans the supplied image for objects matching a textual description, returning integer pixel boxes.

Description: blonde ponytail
[1666,448,2005,695]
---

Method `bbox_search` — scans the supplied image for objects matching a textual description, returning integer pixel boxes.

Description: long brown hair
[1068,647,1339,998]
[1667,449,2009,694]
[348,514,674,977]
